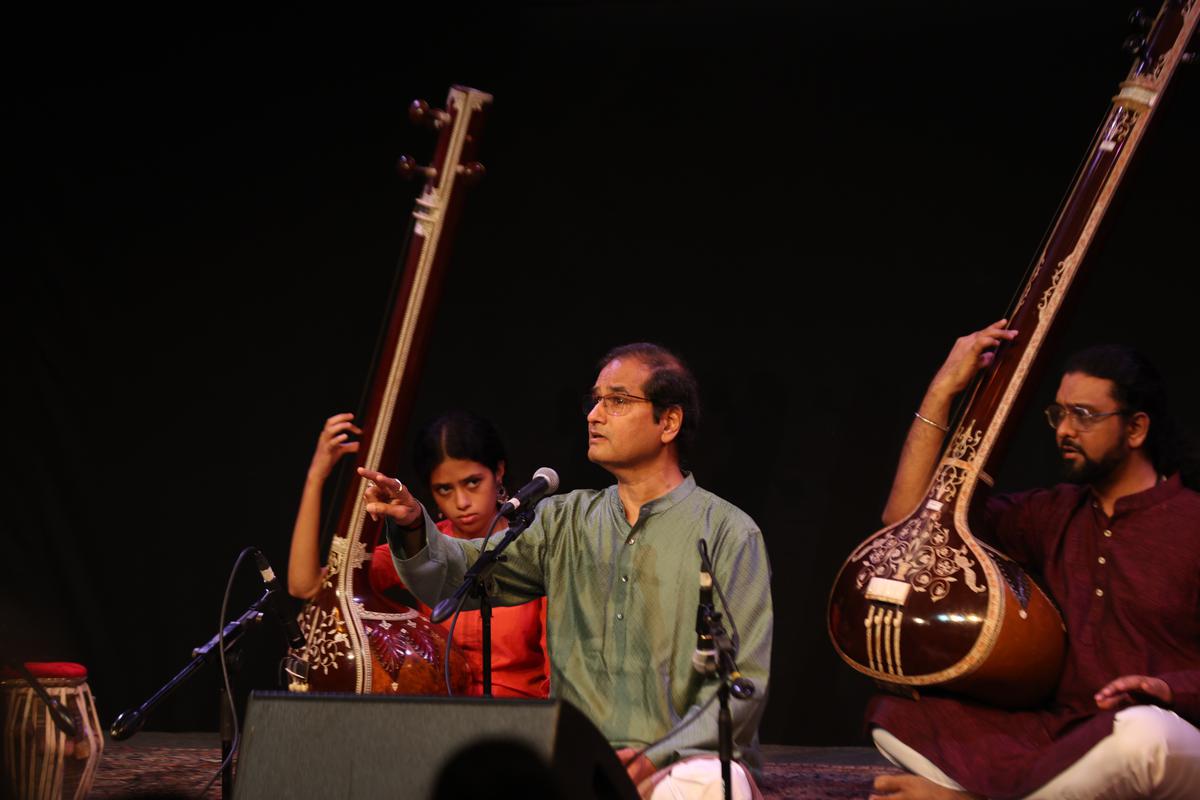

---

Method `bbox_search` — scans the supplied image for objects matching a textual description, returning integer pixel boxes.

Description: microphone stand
[699,603,733,800]
[479,580,493,697]
[109,590,273,794]
[218,658,241,799]
[699,603,754,800]
[430,506,538,698]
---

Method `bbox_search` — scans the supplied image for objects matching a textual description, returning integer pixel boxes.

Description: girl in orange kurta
[287,409,549,698]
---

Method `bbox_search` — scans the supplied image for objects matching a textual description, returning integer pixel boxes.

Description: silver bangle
[914,411,950,433]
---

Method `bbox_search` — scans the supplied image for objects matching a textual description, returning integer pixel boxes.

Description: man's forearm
[385,510,463,611]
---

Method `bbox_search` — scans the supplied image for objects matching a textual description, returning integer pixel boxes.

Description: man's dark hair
[1064,344,1199,488]
[412,410,507,486]
[598,342,700,457]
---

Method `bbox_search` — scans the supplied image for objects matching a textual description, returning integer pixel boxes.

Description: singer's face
[587,357,669,470]
[429,457,506,538]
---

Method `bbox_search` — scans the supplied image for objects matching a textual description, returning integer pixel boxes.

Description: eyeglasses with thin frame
[584,392,653,416]
[1044,403,1127,430]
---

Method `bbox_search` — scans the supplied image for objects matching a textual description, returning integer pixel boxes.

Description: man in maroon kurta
[866,322,1200,799]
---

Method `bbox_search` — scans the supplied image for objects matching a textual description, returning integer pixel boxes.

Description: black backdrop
[5,1,1198,748]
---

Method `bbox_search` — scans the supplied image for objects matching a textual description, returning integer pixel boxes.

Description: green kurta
[391,473,773,771]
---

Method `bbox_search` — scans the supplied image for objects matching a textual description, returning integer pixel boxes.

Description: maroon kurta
[867,474,1200,798]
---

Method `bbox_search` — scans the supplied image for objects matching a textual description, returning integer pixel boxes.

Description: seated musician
[869,320,1200,799]
[287,409,550,698]
[359,343,773,799]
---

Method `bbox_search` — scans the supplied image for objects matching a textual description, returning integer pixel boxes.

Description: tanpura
[827,1,1199,708]
[287,85,493,696]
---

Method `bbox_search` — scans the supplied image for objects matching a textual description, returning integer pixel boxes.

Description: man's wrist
[394,512,425,532]
[382,510,428,558]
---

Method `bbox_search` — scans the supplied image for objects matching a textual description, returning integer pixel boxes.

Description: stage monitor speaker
[231,691,640,800]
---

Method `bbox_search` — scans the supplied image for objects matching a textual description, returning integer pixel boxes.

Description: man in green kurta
[360,343,773,798]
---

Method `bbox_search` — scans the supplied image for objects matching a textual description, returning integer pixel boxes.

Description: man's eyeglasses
[1044,404,1127,430]
[584,392,653,416]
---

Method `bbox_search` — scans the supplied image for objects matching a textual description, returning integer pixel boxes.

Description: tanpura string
[943,93,1117,447]
[998,111,1111,328]
[319,207,421,548]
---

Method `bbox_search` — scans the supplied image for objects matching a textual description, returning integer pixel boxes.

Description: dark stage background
[5,1,1198,748]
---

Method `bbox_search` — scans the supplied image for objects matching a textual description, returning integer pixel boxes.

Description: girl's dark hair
[1064,344,1199,488]
[598,342,700,456]
[411,410,507,486]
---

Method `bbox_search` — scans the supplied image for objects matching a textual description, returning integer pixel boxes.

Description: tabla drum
[1,662,104,800]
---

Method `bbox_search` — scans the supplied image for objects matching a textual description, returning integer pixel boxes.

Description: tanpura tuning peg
[396,155,437,180]
[455,161,486,185]
[1128,8,1151,30]
[409,99,450,130]
[1122,34,1146,57]
[1183,52,1197,64]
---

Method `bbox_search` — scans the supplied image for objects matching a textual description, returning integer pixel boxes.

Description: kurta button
[1103,529,1113,537]
[616,613,624,620]
[1098,556,1106,565]
[626,536,636,545]
[621,575,628,582]
[1095,588,1104,597]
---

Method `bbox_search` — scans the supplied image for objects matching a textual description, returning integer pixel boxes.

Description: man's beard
[1059,440,1127,485]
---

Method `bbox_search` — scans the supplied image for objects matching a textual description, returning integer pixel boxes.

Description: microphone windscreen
[533,467,560,493]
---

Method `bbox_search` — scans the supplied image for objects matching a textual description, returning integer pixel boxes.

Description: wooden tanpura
[286,85,493,695]
[828,2,1198,708]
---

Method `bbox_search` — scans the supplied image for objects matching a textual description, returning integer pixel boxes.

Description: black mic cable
[253,548,305,650]
[696,539,755,700]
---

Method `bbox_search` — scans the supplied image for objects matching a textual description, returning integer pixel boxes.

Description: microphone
[110,708,144,741]
[253,549,306,650]
[497,467,560,518]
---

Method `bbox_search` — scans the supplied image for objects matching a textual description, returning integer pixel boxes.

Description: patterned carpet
[89,734,226,799]
[84,734,902,799]
[756,745,903,799]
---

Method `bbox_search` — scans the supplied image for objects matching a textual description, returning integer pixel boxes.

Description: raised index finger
[356,467,391,484]
[356,467,407,496]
